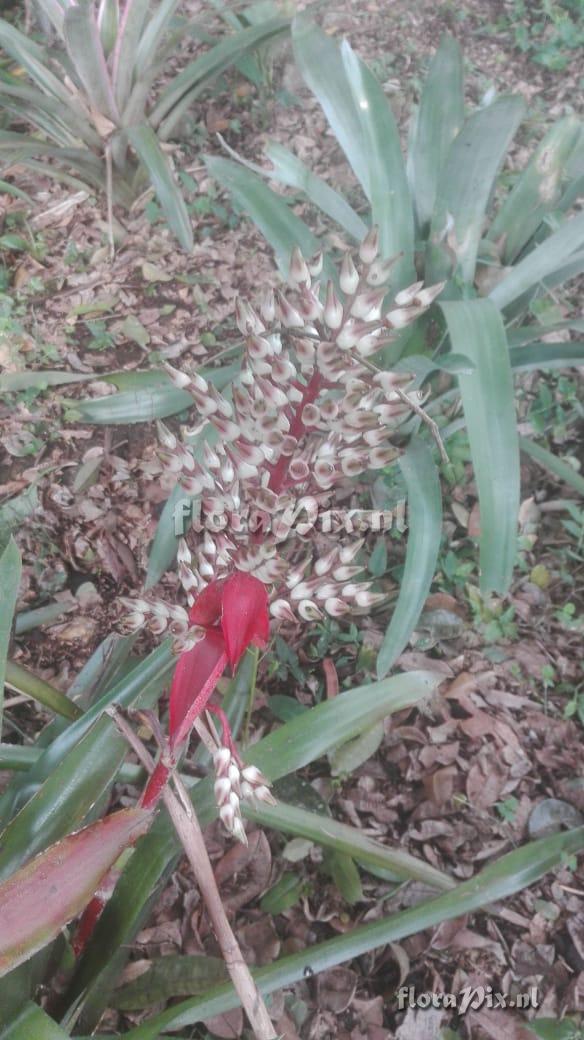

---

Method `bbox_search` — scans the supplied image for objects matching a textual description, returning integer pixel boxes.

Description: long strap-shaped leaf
[291,17,368,199]
[490,210,584,309]
[127,125,193,252]
[110,0,150,111]
[153,18,290,140]
[63,5,119,125]
[340,40,415,288]
[0,1000,71,1039]
[0,539,20,735]
[377,438,442,678]
[261,141,367,242]
[428,96,525,284]
[488,115,581,264]
[407,34,464,234]
[206,156,324,279]
[119,826,584,1038]
[442,299,520,594]
[519,436,584,497]
[0,808,152,978]
[0,19,74,107]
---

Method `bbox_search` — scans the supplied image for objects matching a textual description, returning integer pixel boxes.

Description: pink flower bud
[324,597,350,617]
[302,403,320,426]
[394,280,424,307]
[214,777,232,806]
[270,599,297,623]
[260,288,276,324]
[163,363,192,389]
[276,291,304,329]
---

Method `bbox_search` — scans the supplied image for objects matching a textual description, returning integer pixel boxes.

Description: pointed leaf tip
[221,572,269,670]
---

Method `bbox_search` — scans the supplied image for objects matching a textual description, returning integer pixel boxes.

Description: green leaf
[4,661,82,723]
[488,116,581,264]
[490,210,584,310]
[377,438,442,678]
[442,299,520,593]
[407,35,464,233]
[264,142,367,241]
[0,1001,72,1039]
[135,0,182,72]
[121,827,584,1038]
[206,156,322,278]
[519,437,584,496]
[327,850,363,904]
[63,5,119,124]
[153,18,290,139]
[111,954,227,1010]
[66,363,238,424]
[428,96,525,283]
[292,17,369,200]
[127,125,193,251]
[0,808,152,977]
[329,720,384,775]
[110,0,150,111]
[510,341,584,371]
[0,20,73,107]
[245,799,453,890]
[0,538,20,734]
[340,40,414,286]
[525,1019,581,1040]
[260,873,304,915]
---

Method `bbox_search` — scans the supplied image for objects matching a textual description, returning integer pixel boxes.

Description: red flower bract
[169,572,269,750]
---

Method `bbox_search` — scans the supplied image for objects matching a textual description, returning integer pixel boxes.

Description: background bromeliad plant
[0,236,584,1036]
[0,0,290,249]
[209,18,584,664]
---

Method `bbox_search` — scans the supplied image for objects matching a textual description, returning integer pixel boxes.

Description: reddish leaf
[189,579,225,627]
[169,629,227,749]
[0,808,151,977]
[220,572,269,669]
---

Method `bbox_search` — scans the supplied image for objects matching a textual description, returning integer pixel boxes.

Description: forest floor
[0,1,583,1038]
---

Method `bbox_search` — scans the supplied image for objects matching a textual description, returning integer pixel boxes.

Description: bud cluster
[124,230,442,631]
[213,746,275,843]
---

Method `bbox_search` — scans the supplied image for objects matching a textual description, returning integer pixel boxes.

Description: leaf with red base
[0,808,151,977]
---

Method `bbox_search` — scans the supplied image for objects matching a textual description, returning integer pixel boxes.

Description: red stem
[267,371,323,494]
[140,758,172,810]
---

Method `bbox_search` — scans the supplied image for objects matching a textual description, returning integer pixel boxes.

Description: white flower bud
[308,251,323,277]
[270,599,297,623]
[394,280,424,307]
[324,281,343,330]
[214,747,232,776]
[340,253,359,295]
[359,226,380,265]
[298,599,323,621]
[288,246,311,289]
[163,363,192,389]
[324,596,350,617]
[214,777,232,806]
[339,539,365,565]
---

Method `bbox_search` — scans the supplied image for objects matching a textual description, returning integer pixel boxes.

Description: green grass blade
[292,16,368,199]
[377,438,442,678]
[63,4,119,123]
[490,210,584,310]
[206,156,322,278]
[264,141,367,241]
[428,96,525,283]
[0,538,20,735]
[488,116,581,263]
[245,800,453,890]
[340,40,414,287]
[442,299,519,593]
[135,0,181,71]
[127,125,193,251]
[407,35,464,234]
[519,436,584,496]
[122,827,584,1038]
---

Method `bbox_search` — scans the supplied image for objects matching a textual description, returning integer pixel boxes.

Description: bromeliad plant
[1,246,584,1032]
[0,0,289,249]
[209,19,584,622]
[123,229,444,835]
